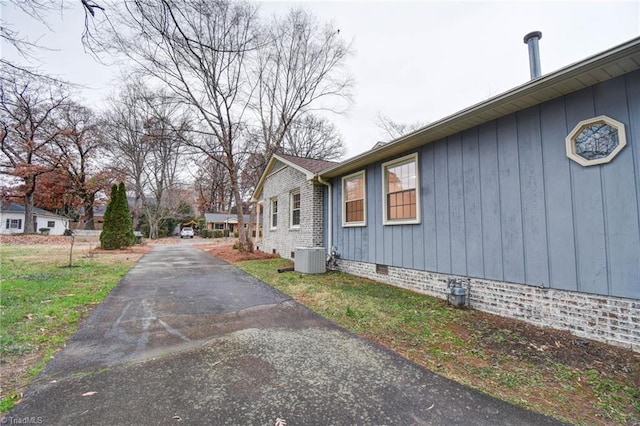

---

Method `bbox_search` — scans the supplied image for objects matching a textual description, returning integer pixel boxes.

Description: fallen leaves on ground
[199,242,279,263]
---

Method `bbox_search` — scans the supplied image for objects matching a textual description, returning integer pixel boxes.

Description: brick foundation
[336,259,640,352]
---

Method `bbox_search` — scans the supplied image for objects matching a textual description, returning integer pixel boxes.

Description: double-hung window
[342,170,366,226]
[290,190,301,228]
[6,219,22,229]
[382,153,420,225]
[270,198,278,229]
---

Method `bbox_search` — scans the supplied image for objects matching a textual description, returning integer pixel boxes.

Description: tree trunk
[248,206,257,240]
[82,193,96,230]
[230,170,252,253]
[132,193,143,231]
[68,234,75,267]
[149,220,158,240]
[23,177,36,234]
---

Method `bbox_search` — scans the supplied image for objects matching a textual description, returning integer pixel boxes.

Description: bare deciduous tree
[97,1,352,250]
[103,79,153,229]
[283,114,346,161]
[194,156,233,215]
[103,79,190,238]
[375,112,427,141]
[103,0,261,250]
[0,77,68,233]
[254,7,352,170]
[1,0,105,84]
[1,1,70,62]
[138,99,190,239]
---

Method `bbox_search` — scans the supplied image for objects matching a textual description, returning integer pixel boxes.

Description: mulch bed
[199,242,280,263]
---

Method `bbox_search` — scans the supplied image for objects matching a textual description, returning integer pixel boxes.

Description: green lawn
[0,244,141,412]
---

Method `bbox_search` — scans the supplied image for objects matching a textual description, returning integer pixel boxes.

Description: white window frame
[342,170,367,227]
[270,198,278,230]
[565,115,627,167]
[382,153,420,225]
[290,189,301,229]
[47,220,55,228]
[6,218,22,229]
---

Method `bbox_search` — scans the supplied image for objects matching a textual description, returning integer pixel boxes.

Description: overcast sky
[2,1,639,158]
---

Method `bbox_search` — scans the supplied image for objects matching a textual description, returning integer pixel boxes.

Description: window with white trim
[342,170,366,226]
[565,115,627,166]
[290,190,300,228]
[382,153,420,225]
[6,218,22,229]
[270,198,278,229]
[47,221,55,228]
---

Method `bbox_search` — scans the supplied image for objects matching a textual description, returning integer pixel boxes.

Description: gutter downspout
[317,175,332,255]
[255,201,261,243]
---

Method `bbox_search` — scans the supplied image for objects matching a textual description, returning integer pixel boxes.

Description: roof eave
[273,154,317,179]
[251,155,279,202]
[320,36,640,179]
[251,153,318,202]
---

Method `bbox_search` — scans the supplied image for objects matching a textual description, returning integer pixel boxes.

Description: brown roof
[251,153,340,202]
[278,154,338,174]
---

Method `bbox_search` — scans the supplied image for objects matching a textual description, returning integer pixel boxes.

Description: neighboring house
[0,203,69,235]
[252,36,640,352]
[204,212,258,237]
[252,154,337,258]
[75,204,107,230]
[75,197,136,230]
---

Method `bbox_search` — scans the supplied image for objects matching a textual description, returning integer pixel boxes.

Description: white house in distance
[0,203,69,235]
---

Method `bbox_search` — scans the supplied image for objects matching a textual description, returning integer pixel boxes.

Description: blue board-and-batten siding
[330,70,640,299]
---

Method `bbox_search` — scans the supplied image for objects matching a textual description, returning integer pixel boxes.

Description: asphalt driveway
[4,244,565,425]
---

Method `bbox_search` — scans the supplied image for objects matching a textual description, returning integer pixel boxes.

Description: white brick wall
[257,166,324,259]
[335,259,640,352]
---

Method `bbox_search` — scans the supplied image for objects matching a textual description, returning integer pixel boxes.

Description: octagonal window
[566,115,627,166]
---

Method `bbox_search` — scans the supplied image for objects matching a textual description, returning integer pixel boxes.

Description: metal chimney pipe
[523,31,542,79]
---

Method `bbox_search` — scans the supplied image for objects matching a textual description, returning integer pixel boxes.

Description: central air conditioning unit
[294,247,326,274]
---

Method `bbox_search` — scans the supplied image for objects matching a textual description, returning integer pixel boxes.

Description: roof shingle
[278,154,338,174]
